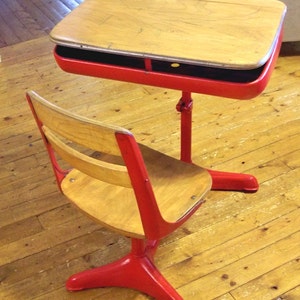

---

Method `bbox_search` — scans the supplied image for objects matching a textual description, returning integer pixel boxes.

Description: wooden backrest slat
[44,127,132,187]
[27,91,132,187]
[29,91,130,156]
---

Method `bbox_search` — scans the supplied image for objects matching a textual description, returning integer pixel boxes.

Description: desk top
[50,0,286,70]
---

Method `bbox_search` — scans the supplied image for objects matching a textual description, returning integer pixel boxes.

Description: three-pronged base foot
[66,239,183,300]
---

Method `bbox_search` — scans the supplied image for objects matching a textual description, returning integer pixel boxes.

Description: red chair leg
[66,239,183,300]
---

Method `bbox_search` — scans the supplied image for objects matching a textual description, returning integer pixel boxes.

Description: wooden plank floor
[0,0,83,47]
[1,1,300,299]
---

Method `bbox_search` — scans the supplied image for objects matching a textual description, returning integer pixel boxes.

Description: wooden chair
[26,90,212,299]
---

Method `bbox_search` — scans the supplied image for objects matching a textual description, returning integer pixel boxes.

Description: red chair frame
[26,91,212,299]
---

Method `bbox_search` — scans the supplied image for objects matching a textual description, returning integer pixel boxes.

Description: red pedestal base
[177,92,259,193]
[208,169,258,192]
[66,239,183,299]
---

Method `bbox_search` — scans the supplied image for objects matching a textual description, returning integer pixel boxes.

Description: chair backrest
[26,91,211,241]
[26,90,132,188]
[26,91,169,239]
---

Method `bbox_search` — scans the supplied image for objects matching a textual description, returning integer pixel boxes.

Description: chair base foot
[66,239,183,300]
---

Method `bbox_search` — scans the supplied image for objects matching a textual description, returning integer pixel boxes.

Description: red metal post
[176,91,193,163]
[175,91,259,192]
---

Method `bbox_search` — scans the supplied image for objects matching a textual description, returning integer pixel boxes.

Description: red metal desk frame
[53,30,283,193]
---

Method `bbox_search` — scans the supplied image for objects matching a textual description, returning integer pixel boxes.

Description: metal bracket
[176,96,193,112]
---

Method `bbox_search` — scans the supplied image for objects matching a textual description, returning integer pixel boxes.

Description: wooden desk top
[50,0,286,70]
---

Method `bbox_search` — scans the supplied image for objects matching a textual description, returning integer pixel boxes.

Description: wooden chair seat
[62,144,211,238]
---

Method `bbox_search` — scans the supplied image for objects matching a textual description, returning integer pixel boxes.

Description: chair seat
[61,145,211,238]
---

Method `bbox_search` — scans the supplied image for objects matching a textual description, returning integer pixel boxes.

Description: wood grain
[50,0,286,69]
[1,0,300,299]
[0,0,83,47]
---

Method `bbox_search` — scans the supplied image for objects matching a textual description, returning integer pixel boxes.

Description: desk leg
[176,91,259,193]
